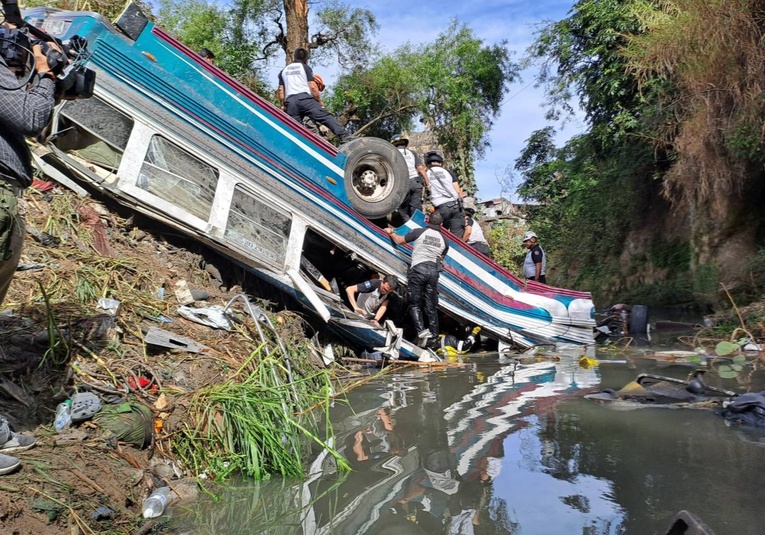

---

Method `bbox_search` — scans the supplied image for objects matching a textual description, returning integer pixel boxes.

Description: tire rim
[351,155,394,204]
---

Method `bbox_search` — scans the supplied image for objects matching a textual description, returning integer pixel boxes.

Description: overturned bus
[24,5,595,361]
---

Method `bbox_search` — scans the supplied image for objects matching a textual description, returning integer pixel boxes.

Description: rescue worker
[277,48,351,142]
[345,274,399,324]
[462,207,491,257]
[198,48,215,64]
[425,151,465,236]
[436,326,481,357]
[522,230,546,283]
[391,133,429,220]
[387,211,449,347]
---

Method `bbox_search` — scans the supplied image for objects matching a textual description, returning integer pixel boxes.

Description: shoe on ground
[0,453,20,475]
[1,433,37,454]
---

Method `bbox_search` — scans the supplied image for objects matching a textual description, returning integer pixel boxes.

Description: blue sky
[334,0,586,201]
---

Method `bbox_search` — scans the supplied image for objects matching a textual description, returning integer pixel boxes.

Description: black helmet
[391,134,408,146]
[425,151,444,164]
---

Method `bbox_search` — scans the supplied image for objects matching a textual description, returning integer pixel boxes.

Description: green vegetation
[173,344,349,480]
[518,0,765,308]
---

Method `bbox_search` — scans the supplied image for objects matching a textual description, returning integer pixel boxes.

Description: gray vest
[523,245,546,278]
[411,227,446,268]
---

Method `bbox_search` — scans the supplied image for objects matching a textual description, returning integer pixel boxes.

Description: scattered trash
[70,392,102,422]
[54,399,73,432]
[128,376,158,395]
[91,506,117,521]
[191,289,210,301]
[143,326,209,353]
[93,402,154,448]
[743,342,763,352]
[151,314,173,324]
[15,263,45,271]
[174,279,195,305]
[97,298,121,316]
[177,305,234,330]
[142,486,172,518]
[154,286,166,300]
[26,226,61,248]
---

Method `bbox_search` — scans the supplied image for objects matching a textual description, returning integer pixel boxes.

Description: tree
[266,0,378,66]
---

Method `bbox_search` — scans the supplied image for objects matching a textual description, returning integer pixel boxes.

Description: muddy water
[175,341,765,535]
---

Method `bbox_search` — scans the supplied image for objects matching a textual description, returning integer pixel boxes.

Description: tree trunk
[283,0,309,63]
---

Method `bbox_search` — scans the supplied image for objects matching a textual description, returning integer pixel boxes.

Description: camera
[1,0,95,99]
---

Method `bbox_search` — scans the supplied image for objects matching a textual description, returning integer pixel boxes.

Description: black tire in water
[339,137,409,219]
[629,304,649,334]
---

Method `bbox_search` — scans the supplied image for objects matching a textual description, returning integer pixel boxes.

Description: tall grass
[172,344,349,480]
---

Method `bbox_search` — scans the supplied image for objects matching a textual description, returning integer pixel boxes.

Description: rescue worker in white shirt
[425,151,465,236]
[391,133,429,220]
[388,211,449,348]
[277,48,351,143]
[462,207,491,257]
[522,230,546,283]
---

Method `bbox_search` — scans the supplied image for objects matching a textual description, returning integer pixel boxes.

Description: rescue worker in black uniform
[277,48,351,142]
[387,211,449,347]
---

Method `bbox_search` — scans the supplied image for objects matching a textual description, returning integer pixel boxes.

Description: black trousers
[469,241,491,257]
[408,261,439,337]
[435,202,465,236]
[285,94,348,137]
[398,183,423,220]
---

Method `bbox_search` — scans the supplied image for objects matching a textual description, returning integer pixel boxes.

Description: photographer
[0,29,58,305]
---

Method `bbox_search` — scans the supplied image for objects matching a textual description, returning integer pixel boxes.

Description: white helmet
[522,231,537,242]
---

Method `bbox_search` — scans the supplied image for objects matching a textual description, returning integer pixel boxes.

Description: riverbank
[0,183,369,534]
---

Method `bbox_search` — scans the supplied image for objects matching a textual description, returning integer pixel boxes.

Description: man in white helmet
[391,133,429,220]
[522,231,546,283]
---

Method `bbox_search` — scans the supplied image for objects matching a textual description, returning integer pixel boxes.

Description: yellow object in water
[579,356,600,369]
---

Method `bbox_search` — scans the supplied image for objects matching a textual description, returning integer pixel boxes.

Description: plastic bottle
[142,487,172,518]
[54,399,72,432]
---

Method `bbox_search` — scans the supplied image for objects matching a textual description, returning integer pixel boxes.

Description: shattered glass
[225,187,291,266]
[137,136,218,221]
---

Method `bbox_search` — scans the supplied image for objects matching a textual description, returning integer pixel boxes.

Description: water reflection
[176,353,765,535]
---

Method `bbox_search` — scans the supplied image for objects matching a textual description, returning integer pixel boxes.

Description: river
[174,333,765,535]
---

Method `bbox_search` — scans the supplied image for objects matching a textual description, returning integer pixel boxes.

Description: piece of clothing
[408,261,440,337]
[428,166,464,235]
[435,201,465,236]
[278,61,313,98]
[0,58,56,188]
[523,243,546,282]
[0,185,24,305]
[427,166,460,207]
[465,216,490,257]
[285,94,348,138]
[405,226,449,269]
[353,278,390,315]
[399,147,423,181]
